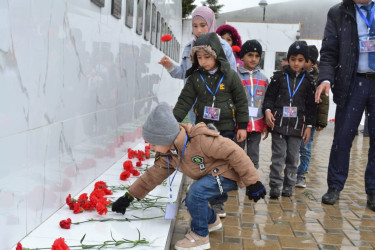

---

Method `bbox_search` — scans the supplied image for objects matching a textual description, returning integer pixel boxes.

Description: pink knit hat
[192,6,216,40]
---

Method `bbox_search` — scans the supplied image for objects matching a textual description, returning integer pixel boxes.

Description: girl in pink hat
[216,24,244,68]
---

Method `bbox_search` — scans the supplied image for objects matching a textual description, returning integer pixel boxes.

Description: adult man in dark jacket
[316,0,375,211]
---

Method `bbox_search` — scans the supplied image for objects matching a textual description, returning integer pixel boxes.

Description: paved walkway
[170,125,375,249]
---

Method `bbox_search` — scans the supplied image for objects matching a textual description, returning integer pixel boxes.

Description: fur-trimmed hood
[186,32,231,78]
[216,24,242,47]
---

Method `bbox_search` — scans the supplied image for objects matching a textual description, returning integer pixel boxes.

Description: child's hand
[158,56,173,69]
[302,127,312,145]
[262,127,269,140]
[236,129,247,142]
[265,110,275,130]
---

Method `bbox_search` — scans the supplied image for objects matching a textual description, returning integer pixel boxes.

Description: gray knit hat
[142,102,180,145]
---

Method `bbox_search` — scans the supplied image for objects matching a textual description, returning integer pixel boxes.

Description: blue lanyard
[167,134,188,199]
[286,73,305,106]
[199,73,225,107]
[355,3,375,35]
[242,72,260,105]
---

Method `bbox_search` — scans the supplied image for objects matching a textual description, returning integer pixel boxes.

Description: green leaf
[80,233,86,244]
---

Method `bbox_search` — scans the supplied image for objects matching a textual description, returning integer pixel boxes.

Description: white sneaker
[175,231,210,250]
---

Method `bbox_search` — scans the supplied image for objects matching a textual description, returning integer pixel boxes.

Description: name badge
[360,40,375,53]
[283,106,297,118]
[249,107,259,117]
[164,203,178,220]
[203,106,221,121]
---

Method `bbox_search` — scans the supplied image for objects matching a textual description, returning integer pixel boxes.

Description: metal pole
[263,7,266,22]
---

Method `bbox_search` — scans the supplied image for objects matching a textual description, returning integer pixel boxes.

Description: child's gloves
[111,192,134,214]
[246,181,266,202]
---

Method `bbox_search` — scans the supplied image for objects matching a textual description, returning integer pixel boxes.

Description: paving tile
[278,235,319,249]
[223,226,260,239]
[289,221,326,233]
[318,218,355,230]
[241,214,272,224]
[258,223,293,236]
[343,230,375,242]
[312,233,353,246]
[269,211,303,223]
[222,216,240,227]
[210,242,243,250]
[243,239,281,249]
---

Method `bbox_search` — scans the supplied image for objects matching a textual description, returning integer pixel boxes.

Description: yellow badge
[220,83,225,90]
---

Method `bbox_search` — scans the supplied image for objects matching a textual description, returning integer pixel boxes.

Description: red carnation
[232,45,241,52]
[89,189,105,204]
[102,188,113,195]
[94,181,107,190]
[120,171,131,181]
[329,118,335,122]
[65,194,72,206]
[81,201,96,211]
[161,34,172,42]
[78,193,88,203]
[59,218,72,229]
[145,150,150,159]
[73,202,83,214]
[52,237,70,250]
[16,242,22,250]
[145,144,150,150]
[131,169,140,176]
[136,161,142,167]
[96,198,111,215]
[123,160,134,171]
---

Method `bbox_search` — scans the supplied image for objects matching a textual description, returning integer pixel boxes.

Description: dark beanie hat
[240,40,262,59]
[308,45,319,64]
[287,40,308,62]
[142,102,180,145]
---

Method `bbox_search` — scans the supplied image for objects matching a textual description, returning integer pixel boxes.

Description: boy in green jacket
[173,32,249,217]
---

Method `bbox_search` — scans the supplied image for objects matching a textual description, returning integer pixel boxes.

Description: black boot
[322,188,340,205]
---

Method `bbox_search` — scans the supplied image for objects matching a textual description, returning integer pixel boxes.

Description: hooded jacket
[263,66,316,137]
[128,123,260,200]
[237,65,269,133]
[318,0,359,107]
[169,38,237,81]
[173,33,249,131]
[216,24,244,67]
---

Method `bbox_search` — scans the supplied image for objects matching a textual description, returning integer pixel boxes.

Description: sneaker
[269,187,280,199]
[282,186,294,197]
[296,175,306,188]
[208,215,222,232]
[212,203,226,217]
[175,231,210,250]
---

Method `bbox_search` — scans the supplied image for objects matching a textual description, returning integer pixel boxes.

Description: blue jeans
[209,130,235,205]
[185,174,237,236]
[328,75,375,194]
[297,128,316,175]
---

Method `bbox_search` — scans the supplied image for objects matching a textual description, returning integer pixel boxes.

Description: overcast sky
[194,0,295,13]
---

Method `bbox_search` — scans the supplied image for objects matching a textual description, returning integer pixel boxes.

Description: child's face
[289,54,305,73]
[192,19,209,38]
[150,144,172,154]
[196,51,217,71]
[304,59,314,71]
[242,52,260,71]
[221,33,233,46]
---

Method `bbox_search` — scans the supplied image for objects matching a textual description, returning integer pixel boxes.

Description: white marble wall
[0,0,183,249]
